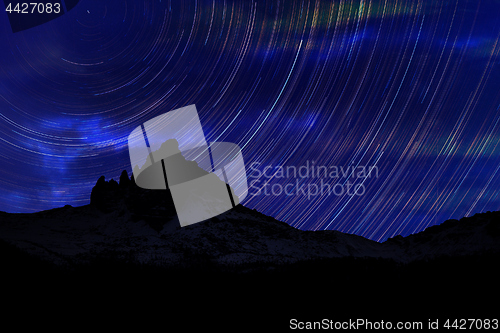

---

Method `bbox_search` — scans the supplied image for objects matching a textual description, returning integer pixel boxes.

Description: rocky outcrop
[90,170,178,231]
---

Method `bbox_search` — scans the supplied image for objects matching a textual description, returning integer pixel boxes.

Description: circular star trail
[1,0,499,241]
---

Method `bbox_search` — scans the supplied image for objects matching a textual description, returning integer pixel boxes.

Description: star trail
[1,0,499,241]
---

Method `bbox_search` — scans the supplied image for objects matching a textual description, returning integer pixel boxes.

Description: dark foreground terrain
[1,172,499,329]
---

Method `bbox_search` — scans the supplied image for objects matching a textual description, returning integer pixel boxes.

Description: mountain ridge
[0,171,499,270]
[1,172,499,323]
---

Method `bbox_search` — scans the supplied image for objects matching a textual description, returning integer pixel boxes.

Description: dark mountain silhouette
[1,172,499,327]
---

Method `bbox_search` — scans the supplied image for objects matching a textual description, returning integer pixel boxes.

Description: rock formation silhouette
[0,176,499,324]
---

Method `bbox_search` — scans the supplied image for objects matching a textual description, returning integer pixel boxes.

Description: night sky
[1,0,500,242]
